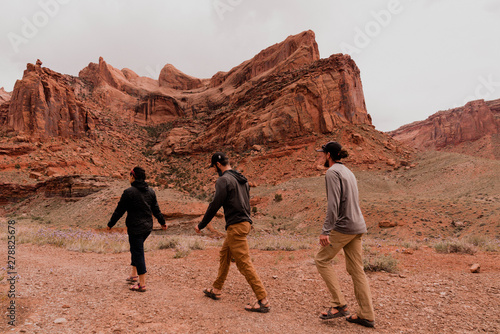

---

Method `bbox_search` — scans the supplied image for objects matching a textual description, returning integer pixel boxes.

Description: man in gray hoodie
[315,142,375,328]
[195,152,270,313]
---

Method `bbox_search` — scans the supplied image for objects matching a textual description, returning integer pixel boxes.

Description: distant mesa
[390,98,500,159]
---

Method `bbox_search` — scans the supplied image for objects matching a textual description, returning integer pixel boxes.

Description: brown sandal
[203,288,221,300]
[320,304,349,319]
[129,283,146,292]
[346,315,375,328]
[244,300,270,313]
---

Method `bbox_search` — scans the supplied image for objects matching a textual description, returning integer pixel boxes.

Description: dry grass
[363,253,398,273]
[433,238,477,255]
[248,234,315,251]
[465,234,500,252]
[15,226,214,255]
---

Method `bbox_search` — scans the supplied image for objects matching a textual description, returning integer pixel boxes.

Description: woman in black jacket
[107,167,167,292]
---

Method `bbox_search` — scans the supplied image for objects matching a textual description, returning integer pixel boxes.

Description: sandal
[203,288,221,300]
[126,276,138,284]
[346,314,375,328]
[129,283,146,292]
[319,304,349,320]
[244,300,270,313]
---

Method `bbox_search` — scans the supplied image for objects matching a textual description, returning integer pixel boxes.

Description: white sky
[1,0,499,131]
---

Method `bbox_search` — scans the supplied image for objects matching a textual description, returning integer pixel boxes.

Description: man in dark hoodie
[195,152,270,313]
[108,167,167,292]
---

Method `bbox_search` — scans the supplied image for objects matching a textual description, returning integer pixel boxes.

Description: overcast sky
[1,0,499,131]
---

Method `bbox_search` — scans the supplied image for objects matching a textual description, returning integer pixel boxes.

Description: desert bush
[466,235,499,252]
[188,239,205,250]
[274,194,283,202]
[433,239,476,255]
[363,254,398,273]
[158,237,180,250]
[174,246,191,259]
[400,240,420,250]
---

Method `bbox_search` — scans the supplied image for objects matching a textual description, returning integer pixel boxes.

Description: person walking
[108,167,167,292]
[314,141,375,328]
[195,152,270,313]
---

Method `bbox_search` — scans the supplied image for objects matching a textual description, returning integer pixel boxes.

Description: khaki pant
[213,221,267,300]
[315,231,375,321]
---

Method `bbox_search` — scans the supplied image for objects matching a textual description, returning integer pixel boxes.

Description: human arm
[197,178,227,231]
[319,170,341,243]
[150,190,167,229]
[107,191,128,229]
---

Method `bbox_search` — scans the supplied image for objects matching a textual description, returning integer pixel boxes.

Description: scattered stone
[91,156,104,166]
[386,159,397,167]
[29,172,43,180]
[54,318,67,324]
[470,263,480,273]
[62,305,71,308]
[379,221,397,228]
[252,145,262,152]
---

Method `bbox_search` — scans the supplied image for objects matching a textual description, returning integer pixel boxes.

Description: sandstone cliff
[390,99,500,158]
[5,60,94,139]
[0,87,11,103]
[0,30,413,199]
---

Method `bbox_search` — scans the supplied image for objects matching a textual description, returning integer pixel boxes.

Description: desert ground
[1,151,499,333]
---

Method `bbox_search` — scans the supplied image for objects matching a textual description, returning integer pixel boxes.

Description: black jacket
[198,170,252,230]
[108,180,166,235]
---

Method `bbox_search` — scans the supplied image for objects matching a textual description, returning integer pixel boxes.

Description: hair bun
[338,149,349,159]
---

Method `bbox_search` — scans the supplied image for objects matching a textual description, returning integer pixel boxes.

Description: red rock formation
[6,61,93,139]
[159,64,203,90]
[390,99,500,152]
[2,30,409,176]
[189,53,371,151]
[0,87,11,103]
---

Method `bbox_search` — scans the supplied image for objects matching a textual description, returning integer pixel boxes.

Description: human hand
[319,234,330,247]
[107,226,111,231]
[161,224,168,230]
[194,226,201,234]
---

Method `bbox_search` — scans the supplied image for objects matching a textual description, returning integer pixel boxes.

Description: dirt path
[1,241,499,333]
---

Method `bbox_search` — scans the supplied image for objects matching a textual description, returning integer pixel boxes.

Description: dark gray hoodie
[198,170,252,230]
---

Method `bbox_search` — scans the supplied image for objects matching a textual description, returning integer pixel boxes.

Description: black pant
[128,231,151,275]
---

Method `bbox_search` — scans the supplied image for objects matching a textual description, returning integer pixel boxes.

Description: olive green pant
[213,221,267,300]
[315,231,375,321]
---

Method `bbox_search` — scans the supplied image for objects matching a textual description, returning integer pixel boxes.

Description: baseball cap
[316,141,342,155]
[208,152,228,168]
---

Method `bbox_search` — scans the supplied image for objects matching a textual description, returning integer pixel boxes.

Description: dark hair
[333,149,349,160]
[131,166,146,181]
[210,152,229,167]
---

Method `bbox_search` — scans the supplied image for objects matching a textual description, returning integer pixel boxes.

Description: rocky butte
[0,30,412,200]
[390,98,500,159]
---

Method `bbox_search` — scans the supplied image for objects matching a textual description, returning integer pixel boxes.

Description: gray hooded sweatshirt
[198,169,252,230]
